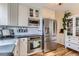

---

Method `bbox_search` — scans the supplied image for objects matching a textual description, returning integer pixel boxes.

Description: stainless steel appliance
[28,18,40,26]
[42,18,57,52]
[27,36,42,54]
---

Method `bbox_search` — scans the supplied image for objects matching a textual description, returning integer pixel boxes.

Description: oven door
[27,37,42,54]
[30,40,41,50]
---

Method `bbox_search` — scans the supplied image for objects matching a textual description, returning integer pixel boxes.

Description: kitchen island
[0,25,42,56]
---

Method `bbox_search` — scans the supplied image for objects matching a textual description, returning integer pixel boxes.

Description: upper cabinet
[8,3,18,26]
[0,3,18,25]
[0,4,8,25]
[28,8,40,18]
[67,18,73,36]
[18,4,41,26]
[18,4,28,26]
[76,17,79,36]
[66,15,79,36]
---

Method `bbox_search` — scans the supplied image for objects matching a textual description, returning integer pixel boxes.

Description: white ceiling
[43,3,79,11]
[19,3,79,12]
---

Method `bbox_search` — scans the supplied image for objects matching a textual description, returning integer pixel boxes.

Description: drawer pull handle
[23,39,25,41]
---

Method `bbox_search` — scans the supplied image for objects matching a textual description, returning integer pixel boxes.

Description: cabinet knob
[17,50,18,54]
[69,44,70,46]
[78,47,79,49]
[38,30,41,31]
[69,40,70,41]
[23,39,25,41]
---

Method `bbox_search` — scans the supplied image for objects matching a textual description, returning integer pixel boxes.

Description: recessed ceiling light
[58,3,62,5]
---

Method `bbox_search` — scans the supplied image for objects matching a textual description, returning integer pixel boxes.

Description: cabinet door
[67,18,73,36]
[44,37,57,52]
[0,4,8,25]
[8,3,18,25]
[29,8,40,18]
[76,17,79,36]
[14,40,20,56]
[18,4,28,26]
[20,38,27,56]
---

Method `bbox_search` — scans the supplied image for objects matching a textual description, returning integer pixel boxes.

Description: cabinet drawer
[66,37,79,44]
[20,38,27,43]
[66,42,79,52]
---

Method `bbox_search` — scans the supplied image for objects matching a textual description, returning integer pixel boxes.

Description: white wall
[55,11,64,45]
[41,7,55,19]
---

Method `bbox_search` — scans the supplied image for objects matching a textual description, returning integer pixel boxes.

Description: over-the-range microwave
[28,18,40,26]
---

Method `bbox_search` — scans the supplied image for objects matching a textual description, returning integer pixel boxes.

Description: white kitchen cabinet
[8,3,18,25]
[0,4,8,25]
[0,3,18,25]
[65,15,79,52]
[19,38,27,56]
[14,40,20,56]
[28,7,40,18]
[18,4,41,26]
[18,4,28,26]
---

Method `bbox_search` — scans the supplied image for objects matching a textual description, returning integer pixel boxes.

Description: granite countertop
[0,44,15,53]
[0,44,15,56]
[0,39,17,56]
[0,39,16,46]
[15,34,42,38]
[0,25,39,28]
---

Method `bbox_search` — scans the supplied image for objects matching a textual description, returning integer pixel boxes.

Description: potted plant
[60,10,72,33]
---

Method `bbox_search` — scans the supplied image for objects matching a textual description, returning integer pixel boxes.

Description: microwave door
[28,18,39,26]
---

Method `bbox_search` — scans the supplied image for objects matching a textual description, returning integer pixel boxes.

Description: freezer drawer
[44,40,57,52]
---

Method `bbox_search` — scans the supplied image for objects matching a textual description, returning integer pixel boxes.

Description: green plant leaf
[62,11,72,31]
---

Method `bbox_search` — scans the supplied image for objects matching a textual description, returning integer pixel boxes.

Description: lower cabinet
[14,38,27,56]
[19,38,27,56]
[13,38,28,56]
[14,40,20,56]
[65,36,79,52]
[66,42,79,51]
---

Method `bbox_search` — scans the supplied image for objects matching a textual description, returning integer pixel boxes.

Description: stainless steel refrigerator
[42,18,57,52]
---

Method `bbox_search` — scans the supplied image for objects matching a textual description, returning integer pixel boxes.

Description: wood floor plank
[31,43,79,56]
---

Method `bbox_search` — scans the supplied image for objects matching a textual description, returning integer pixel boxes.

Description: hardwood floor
[31,43,79,56]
